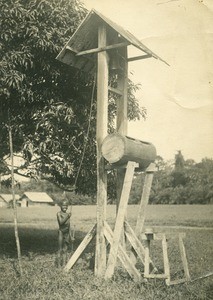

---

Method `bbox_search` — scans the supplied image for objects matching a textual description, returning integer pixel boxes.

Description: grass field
[0,205,212,299]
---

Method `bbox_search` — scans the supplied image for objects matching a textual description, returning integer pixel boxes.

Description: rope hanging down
[74,73,97,188]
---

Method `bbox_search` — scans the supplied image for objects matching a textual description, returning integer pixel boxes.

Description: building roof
[21,192,53,203]
[0,194,20,202]
[56,9,168,72]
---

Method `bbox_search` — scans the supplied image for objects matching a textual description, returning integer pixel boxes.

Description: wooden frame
[57,10,169,282]
[142,231,190,285]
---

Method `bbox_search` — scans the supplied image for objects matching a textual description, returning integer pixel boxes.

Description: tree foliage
[129,155,213,205]
[0,0,146,196]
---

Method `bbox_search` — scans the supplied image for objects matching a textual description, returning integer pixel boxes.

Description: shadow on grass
[0,225,91,258]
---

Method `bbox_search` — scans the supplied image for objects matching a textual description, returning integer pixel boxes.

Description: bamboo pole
[8,126,23,276]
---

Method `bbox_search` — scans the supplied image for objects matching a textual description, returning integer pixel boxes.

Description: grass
[0,205,212,299]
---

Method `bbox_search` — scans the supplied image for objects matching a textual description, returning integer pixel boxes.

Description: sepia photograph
[0,0,212,299]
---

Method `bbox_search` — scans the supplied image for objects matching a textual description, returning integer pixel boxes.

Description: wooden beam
[162,235,170,285]
[116,47,128,135]
[145,274,168,279]
[179,235,190,281]
[66,45,78,54]
[95,23,108,277]
[76,42,129,56]
[128,54,152,62]
[144,239,151,277]
[64,224,96,272]
[108,86,123,96]
[105,161,136,279]
[124,221,145,264]
[135,163,155,237]
[116,47,128,246]
[130,163,155,265]
[104,222,141,282]
[168,278,189,286]
[141,232,186,241]
[124,221,157,272]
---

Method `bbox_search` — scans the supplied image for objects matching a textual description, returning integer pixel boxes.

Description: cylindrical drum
[101,133,156,170]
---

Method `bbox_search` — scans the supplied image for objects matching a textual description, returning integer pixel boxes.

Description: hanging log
[101,133,156,170]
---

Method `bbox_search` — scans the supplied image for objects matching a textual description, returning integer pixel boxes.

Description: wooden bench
[141,228,191,285]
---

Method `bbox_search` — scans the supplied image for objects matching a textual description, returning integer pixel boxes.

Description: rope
[74,73,96,188]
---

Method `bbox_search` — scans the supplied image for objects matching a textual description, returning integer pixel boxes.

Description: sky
[83,0,213,162]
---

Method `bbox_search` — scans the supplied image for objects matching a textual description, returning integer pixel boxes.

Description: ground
[0,205,212,300]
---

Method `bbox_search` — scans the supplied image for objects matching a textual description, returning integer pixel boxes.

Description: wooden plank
[66,45,78,54]
[125,221,157,272]
[105,161,136,279]
[76,42,129,56]
[141,232,186,241]
[95,23,108,277]
[104,222,141,282]
[64,224,96,272]
[108,86,123,96]
[168,278,188,286]
[144,240,150,277]
[130,164,155,265]
[135,164,155,236]
[124,221,145,264]
[145,274,169,279]
[116,47,128,135]
[128,54,152,62]
[179,235,190,281]
[115,47,128,248]
[162,235,170,285]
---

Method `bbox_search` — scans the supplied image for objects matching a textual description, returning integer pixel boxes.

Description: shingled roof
[56,9,168,72]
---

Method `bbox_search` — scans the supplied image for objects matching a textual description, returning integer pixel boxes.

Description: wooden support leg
[135,164,156,237]
[105,161,137,279]
[179,234,190,281]
[104,222,141,282]
[116,169,126,249]
[124,221,156,272]
[162,234,170,285]
[130,163,155,265]
[144,239,150,277]
[64,224,96,272]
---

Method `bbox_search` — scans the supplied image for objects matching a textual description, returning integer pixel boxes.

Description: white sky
[83,0,213,162]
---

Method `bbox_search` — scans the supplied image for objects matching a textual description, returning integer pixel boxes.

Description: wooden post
[116,47,128,204]
[135,163,156,236]
[179,235,190,281]
[95,23,108,277]
[104,222,141,281]
[130,163,155,264]
[144,239,150,277]
[116,47,128,247]
[162,234,170,285]
[116,47,128,135]
[105,161,136,279]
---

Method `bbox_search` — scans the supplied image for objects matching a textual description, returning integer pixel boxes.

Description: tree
[0,0,146,196]
[172,150,188,187]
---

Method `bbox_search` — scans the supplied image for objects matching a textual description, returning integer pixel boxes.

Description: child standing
[57,199,71,266]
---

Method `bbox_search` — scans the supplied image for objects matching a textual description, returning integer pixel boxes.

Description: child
[56,199,72,266]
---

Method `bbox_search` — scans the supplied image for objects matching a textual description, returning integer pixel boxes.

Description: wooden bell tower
[56,9,172,281]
